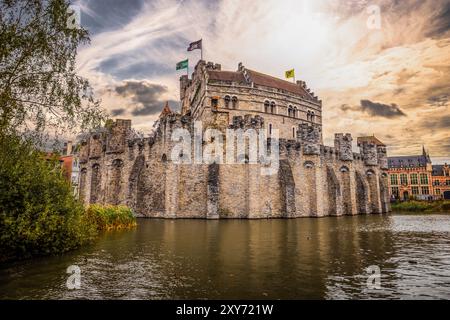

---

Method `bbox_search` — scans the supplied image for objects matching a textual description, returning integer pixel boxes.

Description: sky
[74,0,450,163]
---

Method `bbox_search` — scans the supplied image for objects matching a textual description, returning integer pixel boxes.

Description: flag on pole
[285,69,295,79]
[187,39,202,51]
[176,59,188,70]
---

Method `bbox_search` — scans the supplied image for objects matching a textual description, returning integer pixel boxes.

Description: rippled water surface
[1,213,450,299]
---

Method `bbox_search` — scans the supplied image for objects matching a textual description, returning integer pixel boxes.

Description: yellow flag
[285,69,295,79]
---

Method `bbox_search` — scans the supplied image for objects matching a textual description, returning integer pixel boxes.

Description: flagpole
[201,39,203,61]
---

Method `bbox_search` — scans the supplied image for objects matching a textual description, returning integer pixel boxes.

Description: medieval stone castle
[77,60,391,218]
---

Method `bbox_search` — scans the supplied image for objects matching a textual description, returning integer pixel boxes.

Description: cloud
[425,1,450,38]
[419,114,450,129]
[340,100,407,118]
[131,99,179,116]
[111,108,126,117]
[428,94,450,107]
[359,100,407,118]
[75,0,450,156]
[114,80,174,116]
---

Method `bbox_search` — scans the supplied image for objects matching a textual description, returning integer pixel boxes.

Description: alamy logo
[170,121,280,175]
[366,265,381,289]
[66,5,81,30]
[66,265,81,290]
[366,5,381,30]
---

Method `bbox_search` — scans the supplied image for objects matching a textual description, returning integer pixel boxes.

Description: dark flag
[187,39,202,51]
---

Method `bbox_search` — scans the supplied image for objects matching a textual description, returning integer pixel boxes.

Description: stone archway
[366,169,381,214]
[340,166,352,215]
[79,168,87,202]
[326,166,341,216]
[108,159,123,205]
[303,161,317,216]
[90,163,102,204]
[355,171,368,214]
[379,173,390,213]
[127,155,145,214]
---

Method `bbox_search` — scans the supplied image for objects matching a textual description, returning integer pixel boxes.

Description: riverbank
[0,204,136,264]
[391,200,450,212]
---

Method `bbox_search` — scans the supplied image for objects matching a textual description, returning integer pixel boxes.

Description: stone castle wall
[78,115,391,218]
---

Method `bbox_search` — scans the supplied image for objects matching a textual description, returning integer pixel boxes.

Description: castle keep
[78,60,391,218]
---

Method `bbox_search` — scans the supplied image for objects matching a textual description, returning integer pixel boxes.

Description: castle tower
[106,119,131,154]
[298,123,321,155]
[334,133,354,161]
[377,145,388,170]
[357,136,385,166]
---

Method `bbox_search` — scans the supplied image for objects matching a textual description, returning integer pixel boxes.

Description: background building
[56,141,80,198]
[388,147,439,201]
[432,164,450,200]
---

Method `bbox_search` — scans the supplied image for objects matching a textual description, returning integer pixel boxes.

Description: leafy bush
[439,202,450,211]
[86,204,137,231]
[391,200,450,212]
[0,134,97,261]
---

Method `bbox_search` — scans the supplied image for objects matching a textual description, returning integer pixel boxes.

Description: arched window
[311,111,315,123]
[292,127,296,138]
[270,102,276,114]
[268,123,273,136]
[294,107,298,118]
[340,166,349,173]
[303,161,314,169]
[264,100,270,113]
[224,95,231,109]
[232,96,238,109]
[288,106,293,117]
[307,111,311,121]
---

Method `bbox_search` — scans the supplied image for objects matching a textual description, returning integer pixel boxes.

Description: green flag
[176,59,188,70]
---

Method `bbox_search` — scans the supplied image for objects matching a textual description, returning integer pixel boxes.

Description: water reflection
[0,213,450,299]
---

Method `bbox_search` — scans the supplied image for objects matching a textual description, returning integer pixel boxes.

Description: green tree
[0,0,105,137]
[0,0,106,261]
[0,134,97,261]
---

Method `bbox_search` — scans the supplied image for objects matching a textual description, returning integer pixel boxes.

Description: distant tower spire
[160,101,172,117]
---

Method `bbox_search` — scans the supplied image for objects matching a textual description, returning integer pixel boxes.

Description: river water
[1,212,450,300]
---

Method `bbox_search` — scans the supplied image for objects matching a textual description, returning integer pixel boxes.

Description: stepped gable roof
[246,69,311,97]
[357,135,386,146]
[388,155,429,168]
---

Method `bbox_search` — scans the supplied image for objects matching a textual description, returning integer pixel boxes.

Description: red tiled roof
[246,69,311,97]
[207,68,315,99]
[207,70,246,83]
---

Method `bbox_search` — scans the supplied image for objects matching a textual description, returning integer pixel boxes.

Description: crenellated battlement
[297,123,321,155]
[334,133,353,161]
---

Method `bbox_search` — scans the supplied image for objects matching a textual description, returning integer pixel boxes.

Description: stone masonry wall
[78,115,390,219]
